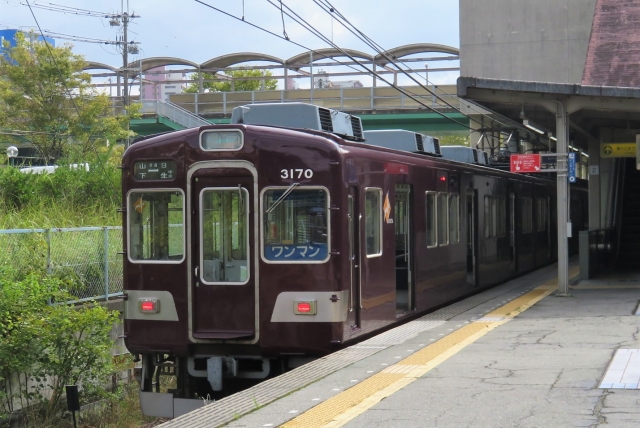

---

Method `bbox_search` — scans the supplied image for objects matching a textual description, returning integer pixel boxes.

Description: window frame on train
[449,193,460,244]
[199,129,244,151]
[536,197,549,232]
[364,187,383,258]
[437,192,449,246]
[199,186,251,285]
[521,196,533,234]
[425,191,437,248]
[126,188,186,264]
[260,186,331,264]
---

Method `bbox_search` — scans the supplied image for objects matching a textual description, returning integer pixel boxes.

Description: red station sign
[510,154,541,173]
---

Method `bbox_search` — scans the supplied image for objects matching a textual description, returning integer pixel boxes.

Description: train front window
[200,188,249,284]
[262,187,329,263]
[128,190,185,263]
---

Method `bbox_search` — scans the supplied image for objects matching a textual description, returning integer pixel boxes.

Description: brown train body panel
[121,122,585,372]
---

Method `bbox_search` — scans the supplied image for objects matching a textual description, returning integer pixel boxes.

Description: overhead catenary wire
[262,0,478,133]
[313,0,512,132]
[269,0,518,150]
[192,0,427,93]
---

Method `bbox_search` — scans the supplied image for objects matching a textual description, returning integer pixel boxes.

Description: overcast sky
[2,0,460,86]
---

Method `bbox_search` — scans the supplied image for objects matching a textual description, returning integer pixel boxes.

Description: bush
[0,158,121,228]
[0,269,119,423]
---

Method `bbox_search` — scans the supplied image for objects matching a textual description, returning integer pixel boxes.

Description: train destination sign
[134,160,177,181]
[510,154,541,173]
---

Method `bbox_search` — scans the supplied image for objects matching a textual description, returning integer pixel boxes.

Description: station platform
[160,263,640,428]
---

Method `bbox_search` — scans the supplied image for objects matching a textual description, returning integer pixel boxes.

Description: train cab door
[347,188,361,331]
[466,189,477,287]
[190,168,257,341]
[395,185,413,314]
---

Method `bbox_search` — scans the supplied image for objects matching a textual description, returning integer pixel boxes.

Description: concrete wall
[460,0,598,83]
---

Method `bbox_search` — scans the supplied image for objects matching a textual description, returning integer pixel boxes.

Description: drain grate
[599,349,640,389]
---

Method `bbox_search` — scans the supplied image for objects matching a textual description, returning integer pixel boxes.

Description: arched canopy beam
[374,43,459,67]
[124,57,199,72]
[83,61,118,72]
[201,52,284,72]
[286,48,373,71]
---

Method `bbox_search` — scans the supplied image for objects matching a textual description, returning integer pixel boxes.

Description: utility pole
[107,2,140,106]
[123,11,129,106]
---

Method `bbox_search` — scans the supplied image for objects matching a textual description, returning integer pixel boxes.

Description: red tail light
[297,302,311,313]
[294,300,317,315]
[139,298,160,314]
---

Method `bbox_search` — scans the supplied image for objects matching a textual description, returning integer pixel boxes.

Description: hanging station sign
[510,154,541,173]
[600,143,636,158]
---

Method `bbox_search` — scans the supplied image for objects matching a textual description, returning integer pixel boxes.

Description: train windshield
[263,187,329,263]
[128,190,185,263]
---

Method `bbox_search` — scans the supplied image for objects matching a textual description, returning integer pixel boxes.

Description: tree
[435,134,470,146]
[185,69,278,93]
[0,33,135,163]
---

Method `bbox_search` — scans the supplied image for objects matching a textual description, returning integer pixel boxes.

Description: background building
[460,0,598,84]
[142,66,187,101]
[0,28,55,61]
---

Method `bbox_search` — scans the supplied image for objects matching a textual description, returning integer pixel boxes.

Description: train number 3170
[281,169,314,179]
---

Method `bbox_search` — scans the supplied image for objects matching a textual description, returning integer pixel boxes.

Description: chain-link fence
[0,227,123,302]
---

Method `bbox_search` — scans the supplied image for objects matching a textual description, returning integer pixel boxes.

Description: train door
[347,187,361,331]
[466,189,477,287]
[191,169,256,340]
[395,185,413,313]
[509,192,517,272]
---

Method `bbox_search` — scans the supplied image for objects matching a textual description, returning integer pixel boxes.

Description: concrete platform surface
[165,264,640,428]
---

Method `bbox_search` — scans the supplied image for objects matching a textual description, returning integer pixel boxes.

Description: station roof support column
[458,77,640,295]
[556,100,570,296]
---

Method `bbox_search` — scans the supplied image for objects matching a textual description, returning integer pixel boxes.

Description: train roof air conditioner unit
[231,103,364,141]
[363,130,442,156]
[440,146,487,165]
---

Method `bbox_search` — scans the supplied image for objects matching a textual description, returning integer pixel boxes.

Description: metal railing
[0,227,123,302]
[141,100,210,128]
[168,84,460,116]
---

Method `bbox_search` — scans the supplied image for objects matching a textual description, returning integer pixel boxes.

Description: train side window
[425,192,437,248]
[484,196,504,239]
[127,190,185,263]
[364,188,383,257]
[498,197,506,237]
[521,197,533,234]
[438,192,449,245]
[537,198,548,232]
[484,196,491,238]
[262,187,329,263]
[449,194,460,244]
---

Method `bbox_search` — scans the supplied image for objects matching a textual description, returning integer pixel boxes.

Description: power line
[313,0,494,126]
[265,0,476,132]
[17,0,140,105]
[41,30,125,45]
[193,0,475,133]
[306,0,523,149]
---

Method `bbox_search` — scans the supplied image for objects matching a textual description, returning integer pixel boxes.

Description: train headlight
[294,300,317,315]
[138,298,160,314]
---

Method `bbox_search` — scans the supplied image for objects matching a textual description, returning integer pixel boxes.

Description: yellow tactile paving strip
[282,267,577,428]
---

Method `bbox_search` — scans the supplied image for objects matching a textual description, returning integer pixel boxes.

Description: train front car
[121,113,350,417]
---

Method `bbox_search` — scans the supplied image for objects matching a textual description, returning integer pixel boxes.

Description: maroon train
[121,103,586,417]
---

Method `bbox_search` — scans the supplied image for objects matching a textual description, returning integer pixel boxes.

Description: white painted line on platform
[599,349,640,389]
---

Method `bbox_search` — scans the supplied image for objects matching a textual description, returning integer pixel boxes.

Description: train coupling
[188,356,271,391]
